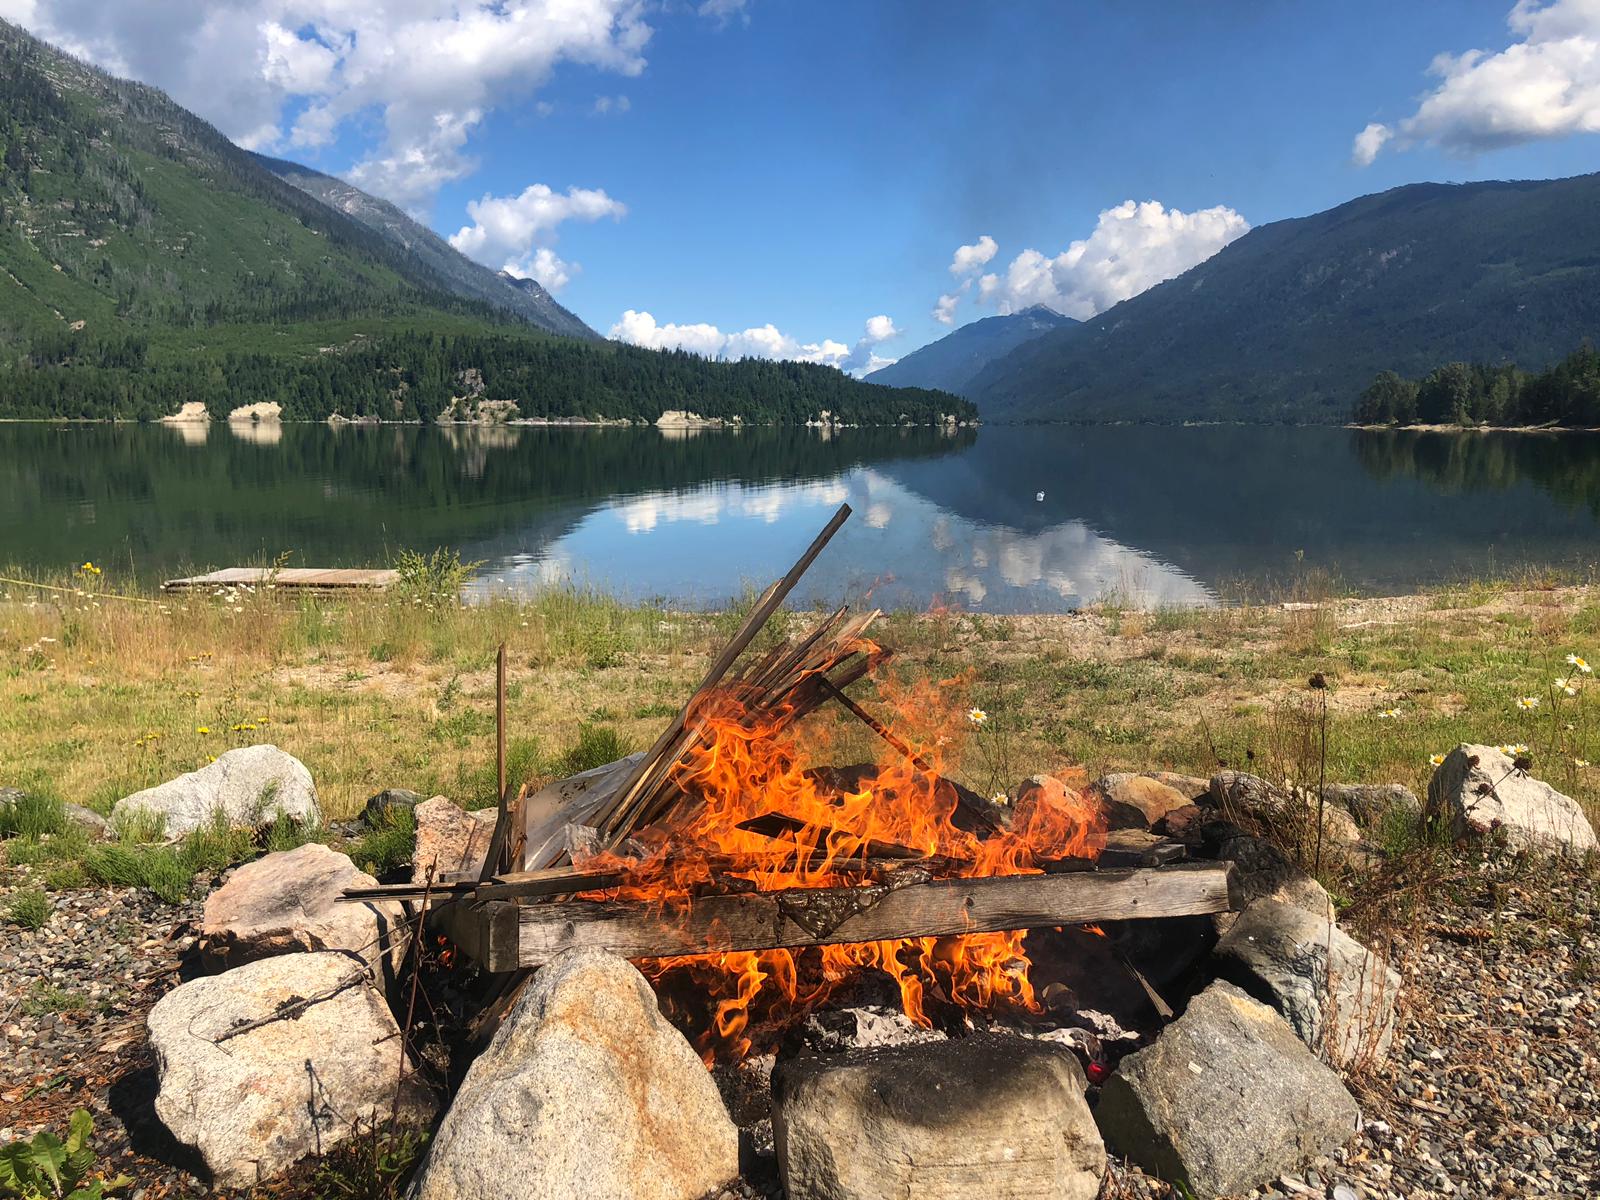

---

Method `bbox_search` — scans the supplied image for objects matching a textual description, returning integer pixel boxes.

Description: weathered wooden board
[161,567,399,590]
[495,862,1240,971]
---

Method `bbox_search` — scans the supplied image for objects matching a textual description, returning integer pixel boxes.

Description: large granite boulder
[1095,981,1359,1199]
[201,843,403,972]
[111,745,319,838]
[147,952,433,1187]
[1427,744,1597,856]
[1215,899,1400,1068]
[410,949,737,1200]
[1090,774,1192,831]
[775,1035,1104,1200]
[411,796,497,884]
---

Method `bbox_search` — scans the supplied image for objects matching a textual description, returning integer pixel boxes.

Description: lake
[4,422,1600,611]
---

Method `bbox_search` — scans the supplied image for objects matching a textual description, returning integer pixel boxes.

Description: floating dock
[161,567,399,591]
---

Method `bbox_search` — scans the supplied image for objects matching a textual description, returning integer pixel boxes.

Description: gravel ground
[3,852,1596,1199]
[0,876,206,1198]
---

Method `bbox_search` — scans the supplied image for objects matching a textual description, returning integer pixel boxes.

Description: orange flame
[577,660,1106,1060]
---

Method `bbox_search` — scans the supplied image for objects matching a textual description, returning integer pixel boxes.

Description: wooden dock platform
[161,567,399,591]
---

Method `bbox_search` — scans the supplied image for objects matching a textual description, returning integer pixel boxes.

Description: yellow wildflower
[1429,754,1445,767]
[195,726,211,735]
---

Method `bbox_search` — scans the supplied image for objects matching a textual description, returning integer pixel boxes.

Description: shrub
[310,1121,429,1200]
[0,791,65,840]
[351,806,416,878]
[556,724,629,778]
[4,889,52,930]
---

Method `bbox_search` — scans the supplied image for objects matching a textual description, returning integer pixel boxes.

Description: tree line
[1352,343,1600,428]
[0,328,975,426]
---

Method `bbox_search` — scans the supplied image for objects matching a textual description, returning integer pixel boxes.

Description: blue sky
[9,1,1600,367]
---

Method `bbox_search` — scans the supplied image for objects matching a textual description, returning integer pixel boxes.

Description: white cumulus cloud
[608,312,899,376]
[1351,121,1394,166]
[3,1,654,209]
[949,234,998,276]
[503,247,576,294]
[971,200,1249,320]
[1355,0,1600,163]
[932,293,961,325]
[448,183,626,287]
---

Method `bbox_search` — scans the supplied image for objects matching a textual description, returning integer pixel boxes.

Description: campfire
[346,504,1240,1064]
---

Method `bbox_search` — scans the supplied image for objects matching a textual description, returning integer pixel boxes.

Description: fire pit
[347,504,1241,1068]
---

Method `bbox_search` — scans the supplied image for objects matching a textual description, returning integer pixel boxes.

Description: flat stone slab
[775,1034,1106,1200]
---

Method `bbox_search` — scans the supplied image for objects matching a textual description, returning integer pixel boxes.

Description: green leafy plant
[0,1109,131,1199]
[392,548,480,604]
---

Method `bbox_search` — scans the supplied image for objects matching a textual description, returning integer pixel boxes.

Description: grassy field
[3,563,1599,858]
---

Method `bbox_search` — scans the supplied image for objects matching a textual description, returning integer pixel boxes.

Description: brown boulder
[412,796,497,884]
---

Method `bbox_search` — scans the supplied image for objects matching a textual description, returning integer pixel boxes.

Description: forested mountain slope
[252,154,597,340]
[969,174,1600,423]
[0,20,968,424]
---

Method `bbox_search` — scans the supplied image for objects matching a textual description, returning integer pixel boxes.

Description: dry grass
[3,569,1600,834]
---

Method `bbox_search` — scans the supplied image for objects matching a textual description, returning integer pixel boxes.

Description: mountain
[865,305,1076,395]
[0,20,971,426]
[969,174,1600,423]
[253,154,598,340]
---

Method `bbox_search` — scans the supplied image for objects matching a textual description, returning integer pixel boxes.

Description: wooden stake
[479,643,513,882]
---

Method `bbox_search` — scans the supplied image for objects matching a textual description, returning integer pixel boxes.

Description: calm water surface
[5,422,1600,611]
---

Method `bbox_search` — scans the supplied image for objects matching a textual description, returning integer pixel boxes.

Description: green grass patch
[5,887,53,930]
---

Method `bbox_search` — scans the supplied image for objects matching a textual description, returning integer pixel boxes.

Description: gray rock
[1321,783,1420,829]
[1209,771,1360,845]
[362,788,421,827]
[2,790,110,840]
[62,803,110,840]
[1213,835,1335,930]
[147,952,433,1187]
[1427,744,1597,856]
[775,1034,1105,1200]
[111,745,319,838]
[200,843,404,972]
[410,949,737,1200]
[411,796,496,884]
[1095,980,1359,1199]
[1215,899,1401,1068]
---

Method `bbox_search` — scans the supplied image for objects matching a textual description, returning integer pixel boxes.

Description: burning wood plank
[448,862,1241,972]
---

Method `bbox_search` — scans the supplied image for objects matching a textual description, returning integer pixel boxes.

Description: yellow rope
[0,575,167,605]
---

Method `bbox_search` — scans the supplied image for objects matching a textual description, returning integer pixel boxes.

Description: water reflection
[5,423,1600,609]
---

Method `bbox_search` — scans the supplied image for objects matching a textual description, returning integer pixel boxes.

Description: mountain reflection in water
[4,423,1600,611]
